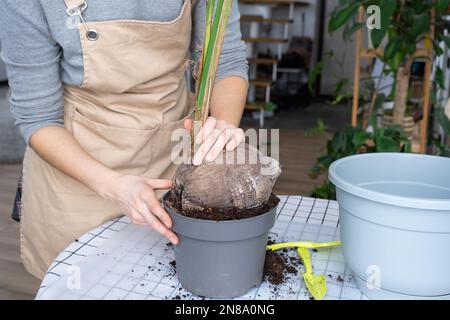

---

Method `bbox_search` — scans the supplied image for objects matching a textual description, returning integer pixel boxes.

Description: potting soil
[165,190,280,221]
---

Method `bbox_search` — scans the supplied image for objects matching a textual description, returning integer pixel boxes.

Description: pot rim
[329,153,450,211]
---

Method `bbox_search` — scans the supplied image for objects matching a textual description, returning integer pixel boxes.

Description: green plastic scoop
[267,241,341,300]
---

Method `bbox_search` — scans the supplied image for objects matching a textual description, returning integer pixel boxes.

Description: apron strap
[63,0,99,41]
[63,0,87,13]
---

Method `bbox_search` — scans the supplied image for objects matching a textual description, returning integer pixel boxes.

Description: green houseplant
[309,123,411,199]
[328,0,450,125]
[308,0,450,199]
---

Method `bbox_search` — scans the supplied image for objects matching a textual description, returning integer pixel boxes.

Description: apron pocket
[71,106,160,174]
[150,114,193,174]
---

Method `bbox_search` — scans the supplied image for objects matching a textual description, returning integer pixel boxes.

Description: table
[36,196,369,300]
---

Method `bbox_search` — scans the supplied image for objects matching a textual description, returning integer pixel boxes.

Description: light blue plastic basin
[329,153,450,300]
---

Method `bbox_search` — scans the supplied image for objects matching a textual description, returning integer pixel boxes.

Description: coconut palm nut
[173,144,281,211]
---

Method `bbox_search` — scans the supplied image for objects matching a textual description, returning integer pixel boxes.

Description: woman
[0,0,248,279]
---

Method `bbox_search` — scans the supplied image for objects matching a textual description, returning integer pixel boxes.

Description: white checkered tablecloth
[35,196,369,300]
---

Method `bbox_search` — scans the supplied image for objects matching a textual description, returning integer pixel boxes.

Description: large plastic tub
[329,153,450,300]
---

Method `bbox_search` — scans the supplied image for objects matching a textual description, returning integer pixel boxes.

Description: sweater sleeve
[191,0,249,82]
[0,0,64,144]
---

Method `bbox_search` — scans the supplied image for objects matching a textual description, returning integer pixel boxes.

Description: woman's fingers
[133,185,178,244]
[151,203,173,229]
[192,127,222,165]
[194,117,217,145]
[189,117,247,164]
[130,214,148,226]
[193,128,246,165]
[113,174,178,245]
[184,118,193,132]
[138,189,172,228]
[205,127,235,162]
[144,212,178,245]
[226,128,245,151]
[136,201,178,245]
[145,179,172,189]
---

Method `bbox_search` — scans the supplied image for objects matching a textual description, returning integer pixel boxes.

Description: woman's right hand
[101,173,178,245]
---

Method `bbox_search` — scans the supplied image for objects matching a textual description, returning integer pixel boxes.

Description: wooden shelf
[241,0,302,128]
[248,58,279,65]
[241,15,293,24]
[249,78,273,87]
[239,0,309,6]
[243,37,289,44]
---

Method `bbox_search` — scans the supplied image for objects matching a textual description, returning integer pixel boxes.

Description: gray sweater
[0,0,248,144]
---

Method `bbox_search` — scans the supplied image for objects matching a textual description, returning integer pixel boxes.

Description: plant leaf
[376,135,401,152]
[343,22,365,40]
[436,67,445,90]
[432,39,444,56]
[441,35,450,49]
[370,0,397,49]
[308,61,324,93]
[436,107,450,135]
[328,1,361,33]
[410,13,430,39]
[331,129,348,154]
[373,94,386,112]
[436,0,450,15]
[352,129,370,148]
[384,36,401,60]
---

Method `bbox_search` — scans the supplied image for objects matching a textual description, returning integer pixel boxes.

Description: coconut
[173,144,281,211]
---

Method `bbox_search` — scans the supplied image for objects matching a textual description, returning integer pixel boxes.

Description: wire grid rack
[36,195,369,300]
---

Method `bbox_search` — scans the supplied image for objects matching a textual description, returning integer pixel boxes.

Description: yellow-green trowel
[267,241,341,300]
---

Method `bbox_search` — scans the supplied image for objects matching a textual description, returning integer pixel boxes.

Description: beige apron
[21,0,193,279]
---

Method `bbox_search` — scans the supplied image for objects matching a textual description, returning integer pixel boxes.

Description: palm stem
[192,0,233,154]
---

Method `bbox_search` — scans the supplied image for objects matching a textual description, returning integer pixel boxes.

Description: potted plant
[306,0,450,199]
[164,156,280,297]
[328,0,443,126]
[162,0,282,298]
[382,102,416,137]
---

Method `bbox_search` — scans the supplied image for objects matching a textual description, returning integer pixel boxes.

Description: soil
[263,243,302,286]
[165,190,280,221]
[263,250,286,285]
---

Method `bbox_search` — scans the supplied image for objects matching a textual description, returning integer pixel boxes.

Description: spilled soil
[263,240,302,286]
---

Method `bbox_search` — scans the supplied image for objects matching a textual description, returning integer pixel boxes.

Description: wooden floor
[0,128,327,300]
[273,129,327,195]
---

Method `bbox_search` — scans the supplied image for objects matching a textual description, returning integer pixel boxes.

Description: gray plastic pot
[163,192,277,298]
[329,153,450,300]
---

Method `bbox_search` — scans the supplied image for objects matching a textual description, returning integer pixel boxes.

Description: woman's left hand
[184,117,245,166]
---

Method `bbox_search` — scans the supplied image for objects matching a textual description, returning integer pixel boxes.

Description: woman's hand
[101,173,178,245]
[184,117,245,166]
